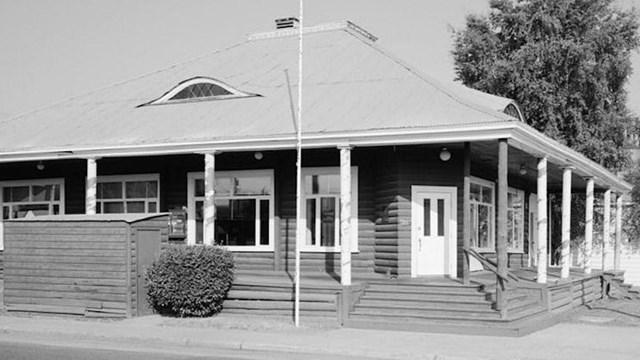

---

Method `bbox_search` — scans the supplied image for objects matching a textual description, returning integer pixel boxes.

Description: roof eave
[0,122,629,193]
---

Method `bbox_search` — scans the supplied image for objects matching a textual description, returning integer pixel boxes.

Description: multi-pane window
[1,179,64,219]
[188,170,273,250]
[302,167,358,252]
[305,173,340,247]
[170,83,231,101]
[469,179,494,250]
[96,175,159,214]
[507,188,525,252]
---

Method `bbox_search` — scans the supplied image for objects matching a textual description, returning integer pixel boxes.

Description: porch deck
[225,267,620,336]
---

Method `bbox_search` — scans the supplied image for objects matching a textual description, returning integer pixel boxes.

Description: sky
[1,0,640,120]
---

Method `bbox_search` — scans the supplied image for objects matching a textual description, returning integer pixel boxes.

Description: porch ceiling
[470,141,601,193]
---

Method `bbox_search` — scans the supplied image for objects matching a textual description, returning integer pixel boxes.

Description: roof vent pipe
[275,17,299,29]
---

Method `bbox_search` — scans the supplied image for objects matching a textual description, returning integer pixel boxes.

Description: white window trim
[145,77,257,106]
[0,178,66,251]
[470,176,495,252]
[187,169,275,252]
[0,178,66,217]
[507,187,525,253]
[301,166,359,253]
[96,174,160,214]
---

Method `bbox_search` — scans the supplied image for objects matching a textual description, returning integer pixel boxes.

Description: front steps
[222,272,341,318]
[345,280,549,336]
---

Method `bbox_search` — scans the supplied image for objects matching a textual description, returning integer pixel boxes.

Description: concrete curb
[0,325,492,360]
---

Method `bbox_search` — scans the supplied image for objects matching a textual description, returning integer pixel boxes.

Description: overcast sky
[1,0,639,120]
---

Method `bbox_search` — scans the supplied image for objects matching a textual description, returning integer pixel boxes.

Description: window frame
[469,176,495,252]
[96,174,160,214]
[187,169,275,252]
[507,187,525,253]
[0,178,66,219]
[142,77,259,106]
[301,167,359,253]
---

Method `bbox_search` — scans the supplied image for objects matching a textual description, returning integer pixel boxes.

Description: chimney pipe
[275,17,299,29]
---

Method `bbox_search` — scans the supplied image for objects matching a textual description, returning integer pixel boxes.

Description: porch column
[584,177,594,275]
[615,194,623,271]
[603,189,611,270]
[462,142,471,285]
[496,139,508,315]
[561,167,573,279]
[85,157,98,215]
[536,157,548,283]
[339,145,353,286]
[203,152,217,246]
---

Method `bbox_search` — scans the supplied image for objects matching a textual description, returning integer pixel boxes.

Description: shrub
[145,244,234,317]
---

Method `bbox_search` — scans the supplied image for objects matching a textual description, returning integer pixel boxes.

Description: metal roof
[0,21,630,192]
[0,21,513,154]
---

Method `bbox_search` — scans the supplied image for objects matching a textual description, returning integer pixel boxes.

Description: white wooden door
[412,189,452,276]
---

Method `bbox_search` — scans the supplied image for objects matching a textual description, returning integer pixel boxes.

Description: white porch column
[85,157,98,215]
[203,152,217,246]
[584,177,594,274]
[339,145,353,286]
[615,194,623,271]
[603,189,611,270]
[537,157,548,284]
[561,167,573,279]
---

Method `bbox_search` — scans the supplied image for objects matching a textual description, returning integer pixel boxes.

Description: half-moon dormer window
[140,77,259,106]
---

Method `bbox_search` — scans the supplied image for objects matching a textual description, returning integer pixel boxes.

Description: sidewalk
[1,309,640,360]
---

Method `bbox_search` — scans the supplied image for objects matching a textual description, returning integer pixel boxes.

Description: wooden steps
[222,272,340,318]
[345,279,549,336]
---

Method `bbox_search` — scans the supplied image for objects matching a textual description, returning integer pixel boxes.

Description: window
[469,177,494,250]
[1,179,65,219]
[96,174,159,214]
[187,170,274,251]
[507,188,525,252]
[141,77,259,106]
[302,167,358,252]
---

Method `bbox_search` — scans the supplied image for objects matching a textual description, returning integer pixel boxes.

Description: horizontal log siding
[277,150,376,274]
[374,151,400,276]
[395,147,464,277]
[4,222,130,315]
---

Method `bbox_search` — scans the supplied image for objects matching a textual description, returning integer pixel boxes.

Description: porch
[225,266,632,336]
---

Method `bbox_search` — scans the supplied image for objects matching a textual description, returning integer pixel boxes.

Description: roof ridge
[0,41,248,125]
[348,34,515,122]
[247,20,378,42]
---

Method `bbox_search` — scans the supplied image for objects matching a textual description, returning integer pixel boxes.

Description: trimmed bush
[145,244,234,317]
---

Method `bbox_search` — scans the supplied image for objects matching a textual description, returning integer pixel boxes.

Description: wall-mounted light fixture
[254,151,264,160]
[36,161,45,171]
[519,163,527,175]
[439,147,451,162]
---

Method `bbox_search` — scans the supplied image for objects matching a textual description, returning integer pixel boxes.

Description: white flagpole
[294,0,304,327]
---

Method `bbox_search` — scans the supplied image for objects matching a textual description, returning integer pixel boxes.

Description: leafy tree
[452,0,639,171]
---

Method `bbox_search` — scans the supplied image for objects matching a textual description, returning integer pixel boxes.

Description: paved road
[0,340,383,360]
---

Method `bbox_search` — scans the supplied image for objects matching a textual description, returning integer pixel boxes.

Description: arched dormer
[140,77,259,106]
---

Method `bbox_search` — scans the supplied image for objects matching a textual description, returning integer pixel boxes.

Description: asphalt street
[0,340,384,360]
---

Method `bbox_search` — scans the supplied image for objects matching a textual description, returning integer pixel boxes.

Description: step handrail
[463,247,520,283]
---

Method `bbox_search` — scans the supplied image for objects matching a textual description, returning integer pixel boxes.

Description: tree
[452,0,639,171]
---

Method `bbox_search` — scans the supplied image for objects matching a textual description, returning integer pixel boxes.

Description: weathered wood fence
[3,214,168,317]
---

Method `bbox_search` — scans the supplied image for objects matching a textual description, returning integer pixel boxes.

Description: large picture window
[187,170,274,251]
[507,188,525,252]
[96,174,160,214]
[302,167,358,252]
[1,178,65,219]
[469,177,494,250]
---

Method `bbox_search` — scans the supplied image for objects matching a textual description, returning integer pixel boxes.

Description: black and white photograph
[1,1,640,359]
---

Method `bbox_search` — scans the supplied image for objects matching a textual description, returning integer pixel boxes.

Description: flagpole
[294,0,303,327]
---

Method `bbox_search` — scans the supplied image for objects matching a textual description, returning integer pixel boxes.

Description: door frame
[411,186,458,278]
